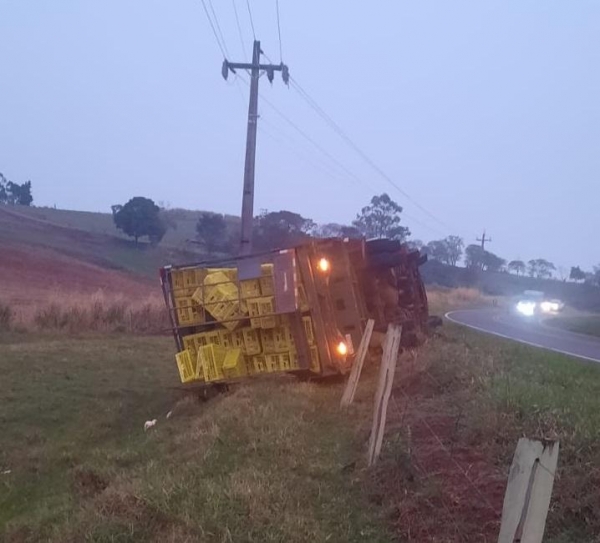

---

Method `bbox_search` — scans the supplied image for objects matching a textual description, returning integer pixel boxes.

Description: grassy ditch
[0,334,390,543]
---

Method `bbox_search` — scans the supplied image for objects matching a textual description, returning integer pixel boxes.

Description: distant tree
[444,235,464,266]
[253,210,315,251]
[0,173,33,206]
[112,196,166,246]
[483,251,506,273]
[465,244,486,270]
[353,193,410,241]
[465,244,505,272]
[196,212,228,253]
[313,223,362,239]
[570,266,586,282]
[528,258,556,279]
[508,260,526,276]
[111,204,123,215]
[406,239,424,251]
[426,240,451,264]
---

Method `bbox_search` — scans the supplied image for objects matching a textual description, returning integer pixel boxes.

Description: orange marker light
[317,257,331,273]
[336,341,348,356]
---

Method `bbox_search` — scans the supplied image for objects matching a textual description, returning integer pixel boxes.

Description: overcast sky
[1,1,598,269]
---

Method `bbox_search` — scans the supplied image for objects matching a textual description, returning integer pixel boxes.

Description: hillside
[8,205,240,251]
[0,206,210,307]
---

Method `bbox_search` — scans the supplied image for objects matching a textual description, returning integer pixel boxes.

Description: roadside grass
[0,334,390,543]
[546,315,600,339]
[418,324,600,541]
[3,293,169,334]
[426,286,497,315]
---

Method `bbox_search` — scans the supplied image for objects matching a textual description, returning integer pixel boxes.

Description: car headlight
[517,301,536,316]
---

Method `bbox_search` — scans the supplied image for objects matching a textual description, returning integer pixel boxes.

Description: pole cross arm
[222,60,289,84]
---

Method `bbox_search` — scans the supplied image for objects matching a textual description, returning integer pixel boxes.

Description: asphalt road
[446,309,600,363]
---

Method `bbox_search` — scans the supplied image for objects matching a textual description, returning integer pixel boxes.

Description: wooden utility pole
[222,41,289,255]
[477,229,492,251]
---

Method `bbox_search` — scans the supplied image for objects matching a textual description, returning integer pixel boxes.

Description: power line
[207,0,230,58]
[236,74,446,236]
[199,0,227,58]
[246,0,256,39]
[231,0,248,59]
[275,0,283,61]
[289,76,453,231]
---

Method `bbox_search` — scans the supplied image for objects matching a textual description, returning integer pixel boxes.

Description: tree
[426,240,451,264]
[196,212,228,253]
[406,239,424,251]
[0,173,33,206]
[253,210,315,251]
[465,244,486,270]
[508,260,526,276]
[313,223,362,239]
[482,251,506,273]
[465,244,505,272]
[527,258,556,279]
[444,235,464,266]
[353,193,410,241]
[112,197,166,246]
[570,266,586,282]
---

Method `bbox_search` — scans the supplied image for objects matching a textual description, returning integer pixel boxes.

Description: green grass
[546,315,600,339]
[0,334,390,543]
[424,324,600,541]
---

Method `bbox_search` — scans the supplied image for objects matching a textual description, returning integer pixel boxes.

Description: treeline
[0,173,33,206]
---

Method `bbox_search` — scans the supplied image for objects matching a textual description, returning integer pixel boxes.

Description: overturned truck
[160,238,428,385]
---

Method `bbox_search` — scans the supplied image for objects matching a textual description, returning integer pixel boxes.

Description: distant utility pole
[477,230,492,251]
[222,40,289,256]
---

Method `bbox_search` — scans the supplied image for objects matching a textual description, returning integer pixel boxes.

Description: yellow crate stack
[172,263,319,384]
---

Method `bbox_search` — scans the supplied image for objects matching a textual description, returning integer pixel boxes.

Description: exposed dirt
[369,359,507,542]
[0,206,158,306]
[0,243,155,306]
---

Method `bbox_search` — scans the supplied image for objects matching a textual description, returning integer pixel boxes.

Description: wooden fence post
[367,324,402,467]
[498,438,560,543]
[340,319,375,408]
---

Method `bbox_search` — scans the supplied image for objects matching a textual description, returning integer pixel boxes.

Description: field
[2,319,600,542]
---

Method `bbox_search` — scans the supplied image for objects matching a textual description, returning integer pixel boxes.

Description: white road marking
[445,310,600,364]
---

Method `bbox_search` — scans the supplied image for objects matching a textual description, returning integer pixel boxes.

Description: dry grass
[427,286,497,314]
[5,292,169,334]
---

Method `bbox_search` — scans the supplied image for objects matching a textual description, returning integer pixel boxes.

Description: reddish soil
[370,364,507,542]
[0,243,155,306]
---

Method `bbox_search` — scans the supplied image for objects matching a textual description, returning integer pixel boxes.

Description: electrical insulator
[222,60,229,80]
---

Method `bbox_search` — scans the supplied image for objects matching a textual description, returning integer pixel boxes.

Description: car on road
[515,290,564,316]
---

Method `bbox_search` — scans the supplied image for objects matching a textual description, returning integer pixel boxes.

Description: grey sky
[1,2,598,270]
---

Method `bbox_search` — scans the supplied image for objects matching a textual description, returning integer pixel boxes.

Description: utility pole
[222,40,289,255]
[477,229,492,251]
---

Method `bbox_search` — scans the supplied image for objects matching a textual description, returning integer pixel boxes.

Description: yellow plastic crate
[242,328,262,355]
[197,344,227,382]
[219,329,245,350]
[174,298,203,326]
[182,332,209,359]
[240,279,261,299]
[175,350,197,383]
[222,348,247,379]
[252,355,267,373]
[260,328,276,353]
[247,298,262,328]
[278,353,293,371]
[302,316,315,344]
[273,326,294,351]
[258,297,277,329]
[289,350,300,370]
[265,353,280,373]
